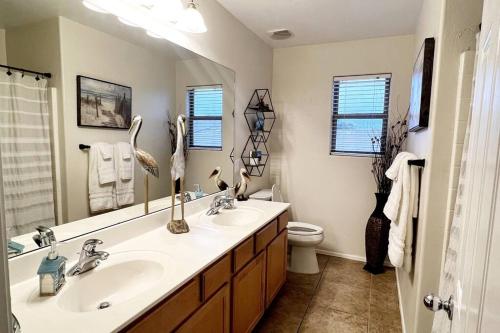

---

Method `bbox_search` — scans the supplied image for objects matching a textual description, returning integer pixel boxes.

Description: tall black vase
[363,193,391,274]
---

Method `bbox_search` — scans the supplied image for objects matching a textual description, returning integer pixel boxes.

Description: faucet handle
[82,239,103,253]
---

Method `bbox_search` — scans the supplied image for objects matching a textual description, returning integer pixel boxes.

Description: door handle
[423,294,454,320]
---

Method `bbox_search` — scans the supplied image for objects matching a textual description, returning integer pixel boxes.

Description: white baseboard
[395,270,407,333]
[315,249,394,267]
[315,249,366,262]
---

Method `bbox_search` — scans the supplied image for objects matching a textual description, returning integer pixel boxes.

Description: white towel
[89,144,115,213]
[114,142,134,207]
[383,152,419,272]
[97,143,116,184]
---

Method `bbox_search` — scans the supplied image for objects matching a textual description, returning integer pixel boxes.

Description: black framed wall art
[408,37,435,132]
[77,75,132,129]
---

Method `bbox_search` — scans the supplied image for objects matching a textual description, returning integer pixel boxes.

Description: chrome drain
[97,301,111,310]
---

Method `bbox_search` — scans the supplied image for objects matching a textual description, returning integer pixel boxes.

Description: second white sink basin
[198,206,264,227]
[56,251,172,313]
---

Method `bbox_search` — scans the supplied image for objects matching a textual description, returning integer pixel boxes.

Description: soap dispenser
[37,241,67,296]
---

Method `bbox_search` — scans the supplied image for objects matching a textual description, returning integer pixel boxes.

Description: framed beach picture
[408,37,435,132]
[77,75,132,129]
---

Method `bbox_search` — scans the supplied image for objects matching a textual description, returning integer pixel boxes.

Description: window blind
[331,74,391,155]
[186,85,223,150]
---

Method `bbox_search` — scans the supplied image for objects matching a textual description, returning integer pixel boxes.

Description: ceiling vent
[269,29,293,40]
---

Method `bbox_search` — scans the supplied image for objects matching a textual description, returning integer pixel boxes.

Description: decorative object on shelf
[364,110,409,274]
[168,115,190,234]
[241,135,269,177]
[409,37,435,132]
[209,166,229,191]
[168,113,189,193]
[244,89,276,143]
[77,75,132,129]
[235,168,251,201]
[194,184,204,199]
[129,115,159,215]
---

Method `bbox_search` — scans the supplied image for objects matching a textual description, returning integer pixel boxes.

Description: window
[186,85,223,150]
[331,74,391,155]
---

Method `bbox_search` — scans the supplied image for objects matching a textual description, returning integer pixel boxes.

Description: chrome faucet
[33,225,56,247]
[206,189,235,216]
[67,239,109,276]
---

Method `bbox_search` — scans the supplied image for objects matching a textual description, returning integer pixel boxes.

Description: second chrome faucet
[67,239,109,277]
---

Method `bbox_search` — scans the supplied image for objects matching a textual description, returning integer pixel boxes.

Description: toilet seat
[287,222,323,236]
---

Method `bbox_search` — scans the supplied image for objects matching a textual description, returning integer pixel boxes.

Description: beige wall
[175,58,235,194]
[272,35,415,259]
[58,17,175,222]
[161,0,273,192]
[400,0,483,332]
[0,29,6,64]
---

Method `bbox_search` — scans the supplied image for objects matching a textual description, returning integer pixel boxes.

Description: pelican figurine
[129,115,159,214]
[209,166,229,191]
[167,114,189,234]
[234,168,251,201]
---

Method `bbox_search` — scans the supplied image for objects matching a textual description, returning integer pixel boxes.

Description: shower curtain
[0,71,55,238]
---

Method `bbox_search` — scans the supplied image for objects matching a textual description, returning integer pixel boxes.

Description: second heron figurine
[167,115,190,234]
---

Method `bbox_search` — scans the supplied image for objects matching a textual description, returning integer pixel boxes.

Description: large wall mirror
[0,1,235,258]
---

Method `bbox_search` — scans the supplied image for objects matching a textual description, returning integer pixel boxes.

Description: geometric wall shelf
[240,134,269,177]
[244,89,276,143]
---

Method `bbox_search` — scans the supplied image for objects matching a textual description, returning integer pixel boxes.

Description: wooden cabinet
[125,278,201,333]
[265,230,287,307]
[121,211,289,333]
[176,284,230,333]
[232,251,266,333]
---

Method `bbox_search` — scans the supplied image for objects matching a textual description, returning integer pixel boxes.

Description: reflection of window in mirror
[186,85,223,150]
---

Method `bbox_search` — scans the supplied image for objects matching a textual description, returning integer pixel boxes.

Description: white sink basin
[198,206,264,227]
[55,251,172,313]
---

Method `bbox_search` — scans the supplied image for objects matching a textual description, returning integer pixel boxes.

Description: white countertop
[9,195,289,333]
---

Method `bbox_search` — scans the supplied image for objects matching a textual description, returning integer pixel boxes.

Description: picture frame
[408,37,435,132]
[77,75,132,129]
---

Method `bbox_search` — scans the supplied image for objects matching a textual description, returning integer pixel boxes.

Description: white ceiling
[216,0,423,48]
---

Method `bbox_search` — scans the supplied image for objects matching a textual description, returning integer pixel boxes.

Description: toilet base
[288,245,319,274]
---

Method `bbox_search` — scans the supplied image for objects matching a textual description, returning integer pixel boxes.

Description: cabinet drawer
[278,211,289,232]
[233,236,254,273]
[125,278,201,333]
[202,254,231,301]
[255,220,278,253]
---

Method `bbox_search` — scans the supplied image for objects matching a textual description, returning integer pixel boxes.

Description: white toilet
[249,185,325,274]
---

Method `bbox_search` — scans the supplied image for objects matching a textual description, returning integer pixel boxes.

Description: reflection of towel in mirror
[114,142,134,207]
[383,152,419,272]
[89,143,115,212]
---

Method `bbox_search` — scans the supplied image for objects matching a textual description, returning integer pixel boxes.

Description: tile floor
[255,255,402,333]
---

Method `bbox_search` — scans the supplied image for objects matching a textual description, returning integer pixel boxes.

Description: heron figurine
[167,114,189,234]
[234,168,251,201]
[208,166,229,191]
[129,115,159,214]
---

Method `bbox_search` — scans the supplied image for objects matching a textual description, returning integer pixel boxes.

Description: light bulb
[118,16,140,27]
[82,0,108,13]
[151,0,184,23]
[146,30,163,38]
[176,2,207,33]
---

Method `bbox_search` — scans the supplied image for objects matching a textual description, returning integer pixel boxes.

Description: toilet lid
[287,221,323,236]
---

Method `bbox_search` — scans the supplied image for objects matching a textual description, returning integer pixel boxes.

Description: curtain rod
[0,64,52,79]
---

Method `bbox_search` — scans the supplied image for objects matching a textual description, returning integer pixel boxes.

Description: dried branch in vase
[371,108,409,194]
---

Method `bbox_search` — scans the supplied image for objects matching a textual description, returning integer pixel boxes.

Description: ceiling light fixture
[176,0,207,34]
[82,0,108,14]
[81,0,207,39]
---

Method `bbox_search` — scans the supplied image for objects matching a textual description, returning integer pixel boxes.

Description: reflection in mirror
[0,3,235,257]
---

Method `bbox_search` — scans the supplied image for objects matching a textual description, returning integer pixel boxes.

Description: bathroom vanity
[125,210,288,333]
[8,196,290,333]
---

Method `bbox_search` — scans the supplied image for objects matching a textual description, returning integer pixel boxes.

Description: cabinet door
[266,231,287,307]
[232,251,266,333]
[176,284,230,333]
